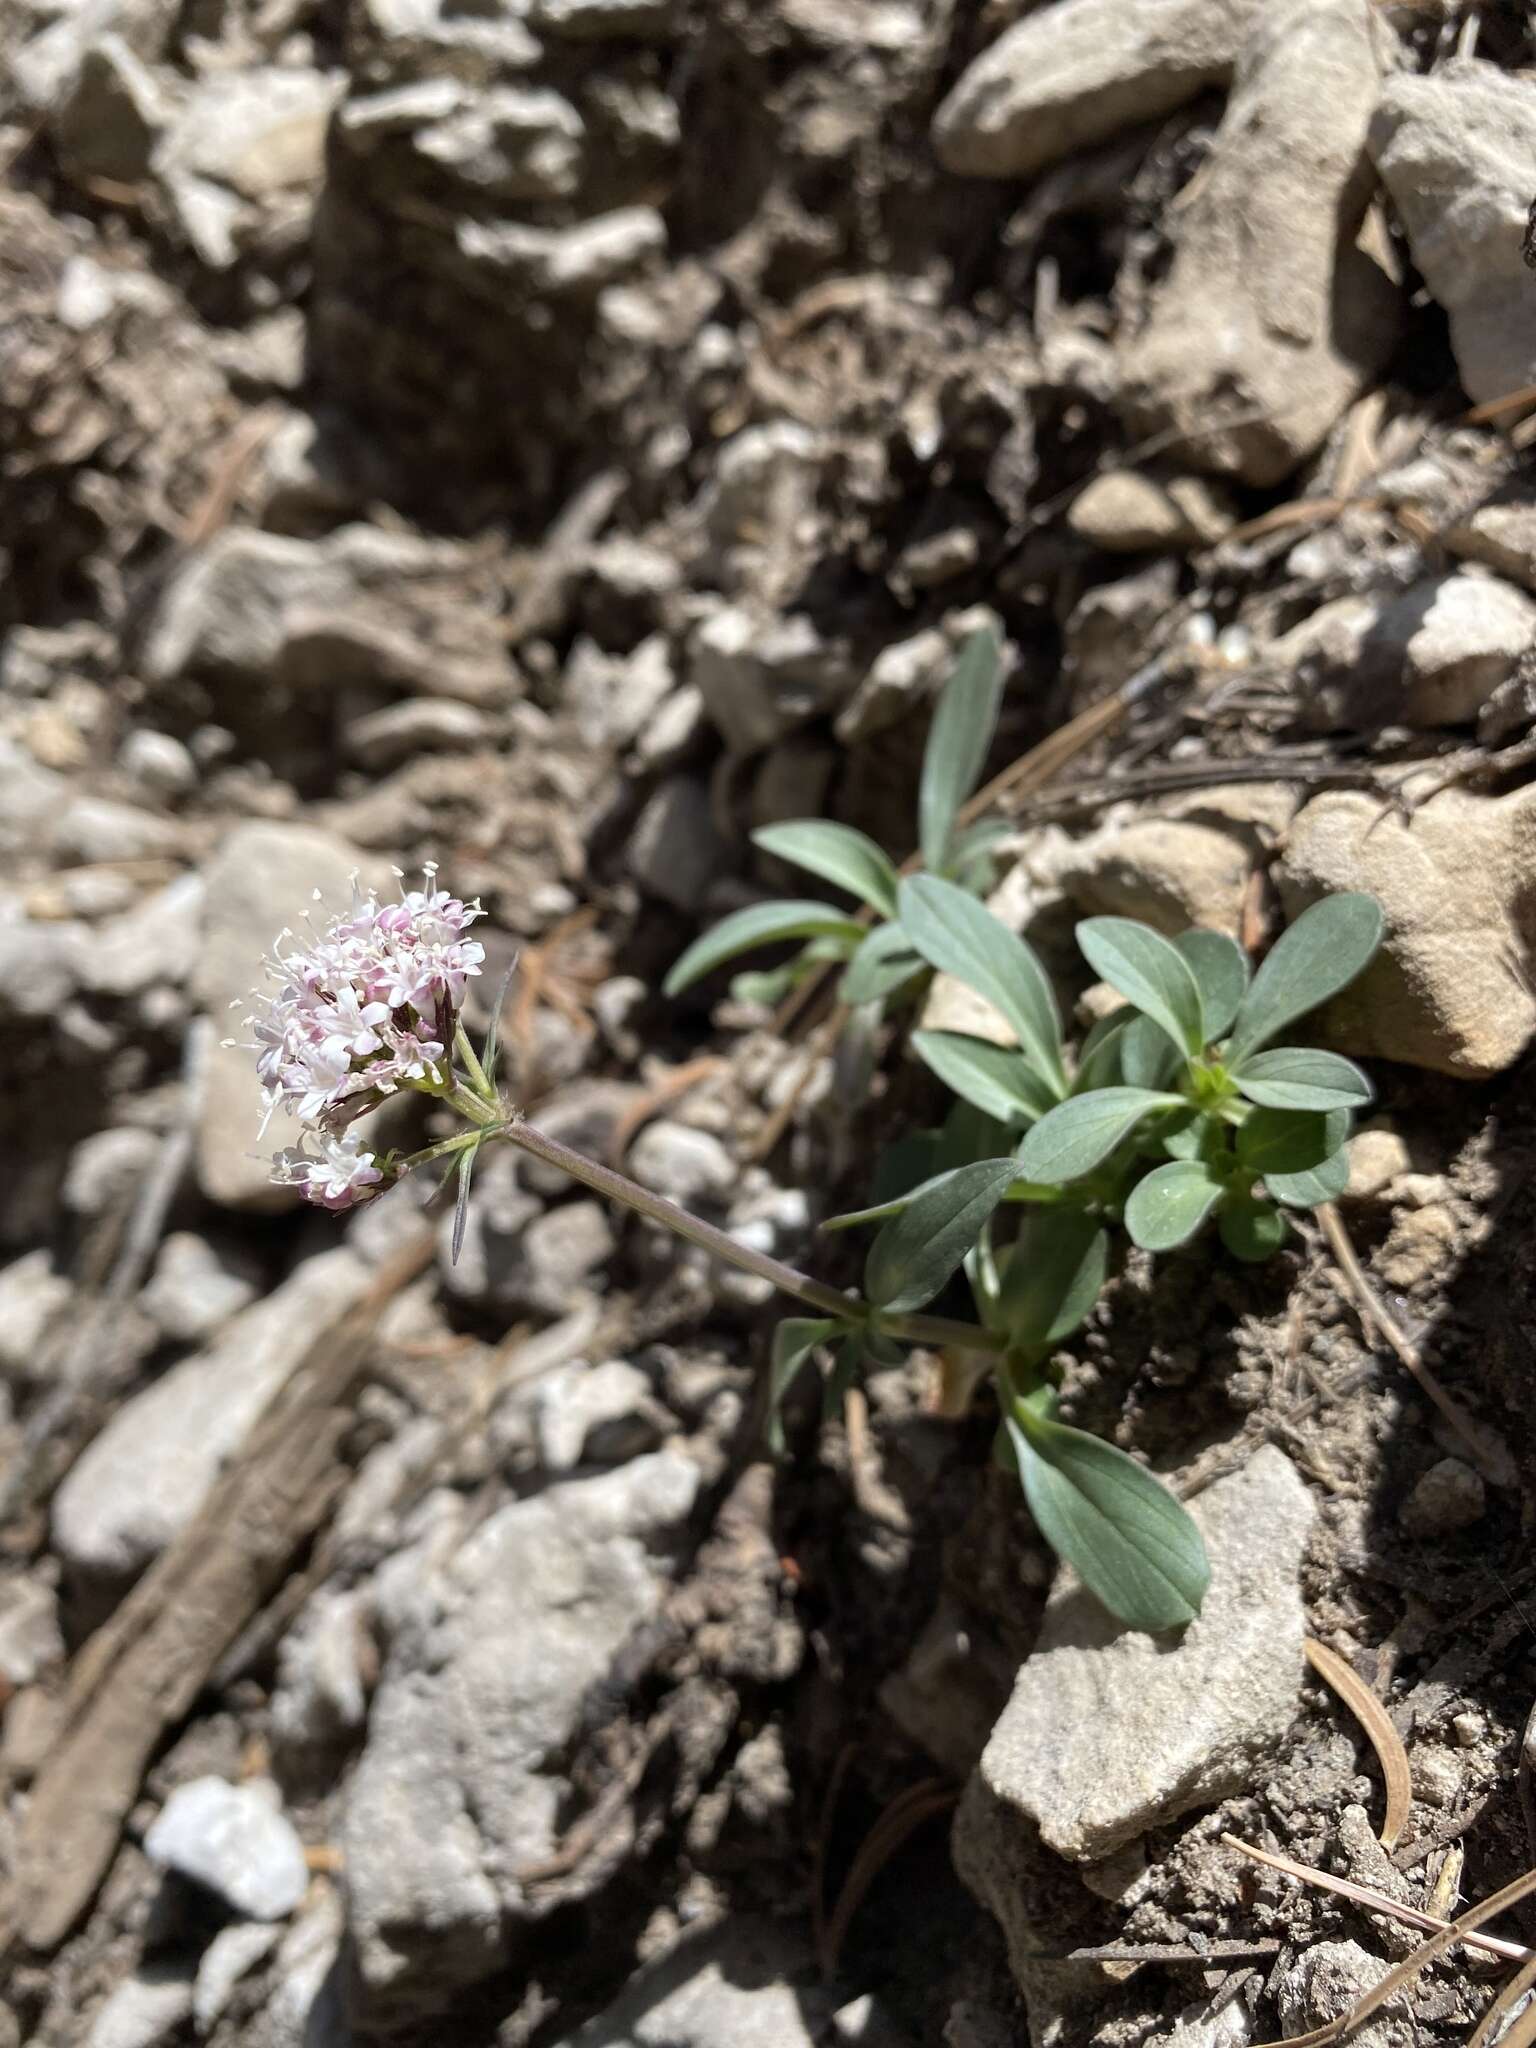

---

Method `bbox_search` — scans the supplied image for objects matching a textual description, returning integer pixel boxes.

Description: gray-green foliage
[665,626,1385,1636]
[663,622,1007,1008]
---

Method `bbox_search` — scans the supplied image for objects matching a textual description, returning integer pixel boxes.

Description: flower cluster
[248,868,485,1209]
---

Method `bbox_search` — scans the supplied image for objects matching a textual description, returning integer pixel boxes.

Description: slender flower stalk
[247,872,1001,1356]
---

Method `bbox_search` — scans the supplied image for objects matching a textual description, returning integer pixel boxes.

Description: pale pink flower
[247,868,484,1174]
[272,1133,387,1212]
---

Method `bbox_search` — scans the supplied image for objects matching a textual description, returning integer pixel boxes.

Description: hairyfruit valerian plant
[248,847,1382,1636]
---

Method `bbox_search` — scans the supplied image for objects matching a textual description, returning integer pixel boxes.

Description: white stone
[145,1776,308,1919]
[139,1231,261,1343]
[534,1358,655,1471]
[83,1964,194,2048]
[118,728,196,797]
[79,874,205,996]
[629,1121,735,1204]
[62,1126,159,1217]
[1370,62,1536,406]
[0,1252,71,1380]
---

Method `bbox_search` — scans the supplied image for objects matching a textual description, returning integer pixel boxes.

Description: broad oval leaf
[1175,930,1250,1040]
[1078,917,1206,1059]
[752,820,899,917]
[899,874,1067,1096]
[919,623,1005,874]
[1218,1195,1290,1263]
[664,900,866,997]
[1232,1046,1373,1113]
[1265,1145,1350,1209]
[1125,1159,1224,1252]
[864,1157,1019,1313]
[1236,1105,1349,1177]
[1016,1087,1185,1185]
[995,1208,1110,1348]
[840,920,924,1005]
[767,1317,842,1453]
[1009,1399,1210,1630]
[912,1030,1058,1127]
[1226,892,1384,1063]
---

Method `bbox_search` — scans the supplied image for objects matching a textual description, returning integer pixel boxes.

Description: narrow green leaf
[1232,1047,1373,1113]
[840,920,924,1005]
[1236,1105,1349,1177]
[451,1139,481,1266]
[1119,1013,1181,1090]
[912,1031,1058,1127]
[1174,930,1250,1040]
[767,1317,841,1453]
[899,875,1067,1095]
[1226,892,1384,1063]
[1265,1146,1350,1209]
[995,1209,1110,1347]
[919,623,1004,873]
[752,820,900,917]
[1010,1398,1209,1630]
[1124,1159,1224,1252]
[865,1157,1019,1313]
[1016,1087,1185,1185]
[1078,917,1206,1059]
[664,900,867,997]
[1218,1195,1290,1262]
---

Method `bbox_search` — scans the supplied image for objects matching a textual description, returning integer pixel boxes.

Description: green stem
[445,1083,1003,1353]
[454,1022,493,1102]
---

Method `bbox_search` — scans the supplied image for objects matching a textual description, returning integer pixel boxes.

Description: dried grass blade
[1304,1638,1412,1848]
[1222,1848,1536,2048]
[1468,1951,1536,2048]
[1222,1836,1530,1964]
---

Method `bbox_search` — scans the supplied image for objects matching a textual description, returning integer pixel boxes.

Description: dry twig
[1304,1638,1412,1850]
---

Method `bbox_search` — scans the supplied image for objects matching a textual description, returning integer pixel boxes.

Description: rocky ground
[4,0,1536,2043]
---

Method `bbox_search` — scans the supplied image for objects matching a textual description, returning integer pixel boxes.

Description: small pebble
[1400,1457,1485,1538]
[144,1776,309,1920]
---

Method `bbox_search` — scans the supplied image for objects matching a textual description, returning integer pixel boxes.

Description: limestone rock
[553,1919,834,2047]
[1118,0,1401,485]
[933,0,1256,181]
[1067,470,1233,552]
[1276,786,1536,1077]
[52,1248,371,1584]
[958,1447,1313,1868]
[1445,486,1536,593]
[145,1776,309,1920]
[344,1451,700,2015]
[1370,61,1536,406]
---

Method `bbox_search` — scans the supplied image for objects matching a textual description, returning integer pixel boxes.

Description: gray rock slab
[1117,0,1401,484]
[1371,61,1536,406]
[344,1450,700,2016]
[554,1918,833,2047]
[933,0,1256,180]
[965,1446,1313,1865]
[52,1247,370,1583]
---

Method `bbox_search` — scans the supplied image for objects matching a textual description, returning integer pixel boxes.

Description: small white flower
[272,1133,386,1212]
